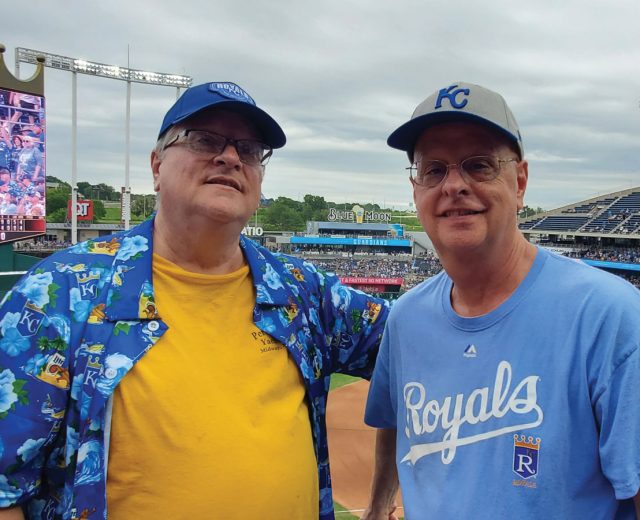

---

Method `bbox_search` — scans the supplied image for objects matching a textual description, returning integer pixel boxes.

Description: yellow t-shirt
[107,254,319,519]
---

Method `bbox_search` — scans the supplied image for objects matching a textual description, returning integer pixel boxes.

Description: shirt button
[148,320,160,332]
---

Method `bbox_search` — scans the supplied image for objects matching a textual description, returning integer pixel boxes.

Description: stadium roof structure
[316,222,396,232]
[519,187,640,241]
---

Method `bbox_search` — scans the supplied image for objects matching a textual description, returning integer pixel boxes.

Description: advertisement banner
[67,199,94,221]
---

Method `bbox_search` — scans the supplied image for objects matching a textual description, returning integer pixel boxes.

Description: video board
[0,86,46,243]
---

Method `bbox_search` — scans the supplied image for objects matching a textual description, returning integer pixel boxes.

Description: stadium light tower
[15,47,192,242]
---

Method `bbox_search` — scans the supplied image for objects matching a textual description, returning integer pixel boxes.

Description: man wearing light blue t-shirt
[362,83,640,519]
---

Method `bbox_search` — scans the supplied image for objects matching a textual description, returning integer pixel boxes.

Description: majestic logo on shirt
[463,344,477,358]
[401,361,543,465]
[513,434,541,480]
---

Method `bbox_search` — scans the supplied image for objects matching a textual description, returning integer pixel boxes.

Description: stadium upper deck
[519,187,640,243]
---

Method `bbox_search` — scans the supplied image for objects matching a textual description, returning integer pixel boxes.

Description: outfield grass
[99,207,145,224]
[103,207,121,220]
[333,501,360,519]
[329,373,361,391]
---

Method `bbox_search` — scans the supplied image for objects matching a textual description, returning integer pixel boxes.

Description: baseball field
[329,375,404,519]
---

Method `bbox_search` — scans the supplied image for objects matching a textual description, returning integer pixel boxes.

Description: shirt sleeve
[319,270,390,379]
[594,345,640,500]
[0,271,69,507]
[365,323,397,429]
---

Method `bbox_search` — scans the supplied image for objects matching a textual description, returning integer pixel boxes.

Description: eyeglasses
[407,155,519,188]
[165,129,273,166]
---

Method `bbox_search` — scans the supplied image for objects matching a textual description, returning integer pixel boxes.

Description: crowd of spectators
[292,245,411,256]
[297,251,443,291]
[13,239,72,251]
[620,274,640,288]
[564,247,640,264]
[312,258,410,278]
[564,247,640,288]
[295,247,640,292]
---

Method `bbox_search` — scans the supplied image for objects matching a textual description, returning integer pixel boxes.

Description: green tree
[131,194,156,218]
[303,194,327,221]
[262,197,305,231]
[46,176,71,189]
[77,181,92,198]
[48,208,67,223]
[46,187,71,216]
[93,183,118,201]
[92,199,106,221]
[519,206,545,218]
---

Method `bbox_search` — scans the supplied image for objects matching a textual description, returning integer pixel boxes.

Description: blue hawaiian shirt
[0,216,389,520]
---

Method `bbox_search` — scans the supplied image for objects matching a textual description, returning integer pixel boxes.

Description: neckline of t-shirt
[152,253,250,284]
[442,246,548,331]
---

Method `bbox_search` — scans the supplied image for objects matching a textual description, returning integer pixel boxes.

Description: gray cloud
[2,0,638,212]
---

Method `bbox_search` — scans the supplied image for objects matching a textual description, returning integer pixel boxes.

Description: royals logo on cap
[158,81,286,147]
[434,84,470,110]
[386,81,524,160]
[208,82,256,105]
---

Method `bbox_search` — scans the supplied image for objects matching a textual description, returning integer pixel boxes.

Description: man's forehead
[183,107,261,137]
[415,121,514,155]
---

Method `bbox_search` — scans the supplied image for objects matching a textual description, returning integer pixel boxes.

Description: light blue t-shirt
[366,247,640,519]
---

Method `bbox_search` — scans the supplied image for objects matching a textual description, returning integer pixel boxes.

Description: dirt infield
[327,379,403,517]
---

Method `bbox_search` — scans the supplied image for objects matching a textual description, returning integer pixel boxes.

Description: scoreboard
[0,215,46,242]
[0,84,46,245]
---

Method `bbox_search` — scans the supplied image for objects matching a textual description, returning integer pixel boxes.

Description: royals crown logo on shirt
[513,434,541,480]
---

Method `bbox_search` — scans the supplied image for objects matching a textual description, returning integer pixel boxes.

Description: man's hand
[0,506,25,520]
[360,502,399,520]
[362,428,400,520]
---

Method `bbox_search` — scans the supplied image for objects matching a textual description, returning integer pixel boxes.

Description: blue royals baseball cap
[158,82,286,148]
[387,82,524,161]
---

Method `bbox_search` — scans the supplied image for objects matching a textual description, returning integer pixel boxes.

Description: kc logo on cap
[387,81,524,160]
[208,82,256,105]
[435,84,470,110]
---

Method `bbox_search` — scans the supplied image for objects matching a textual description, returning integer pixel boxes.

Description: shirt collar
[105,217,294,321]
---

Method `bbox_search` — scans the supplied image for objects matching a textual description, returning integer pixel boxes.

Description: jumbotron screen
[0,86,46,244]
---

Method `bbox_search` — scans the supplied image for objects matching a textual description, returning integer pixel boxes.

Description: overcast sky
[2,0,639,210]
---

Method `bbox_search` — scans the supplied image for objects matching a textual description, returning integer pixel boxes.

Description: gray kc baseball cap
[387,82,523,161]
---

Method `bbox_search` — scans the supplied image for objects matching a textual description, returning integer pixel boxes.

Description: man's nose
[440,164,470,195]
[214,143,242,168]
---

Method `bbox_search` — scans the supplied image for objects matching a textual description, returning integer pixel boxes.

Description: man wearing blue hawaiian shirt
[0,82,389,520]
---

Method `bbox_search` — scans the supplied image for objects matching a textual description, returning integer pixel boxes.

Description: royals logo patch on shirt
[17,302,45,337]
[513,434,541,481]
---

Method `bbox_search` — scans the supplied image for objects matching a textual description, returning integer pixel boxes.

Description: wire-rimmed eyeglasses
[165,129,273,166]
[407,155,519,188]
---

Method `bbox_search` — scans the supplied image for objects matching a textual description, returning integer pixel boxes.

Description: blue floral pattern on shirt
[0,216,389,520]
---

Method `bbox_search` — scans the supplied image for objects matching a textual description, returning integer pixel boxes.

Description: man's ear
[150,151,161,192]
[516,160,529,211]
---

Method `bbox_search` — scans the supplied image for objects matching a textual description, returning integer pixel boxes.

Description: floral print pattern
[0,216,389,519]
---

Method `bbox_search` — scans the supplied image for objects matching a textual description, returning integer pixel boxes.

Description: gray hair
[154,124,185,159]
[152,121,267,181]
